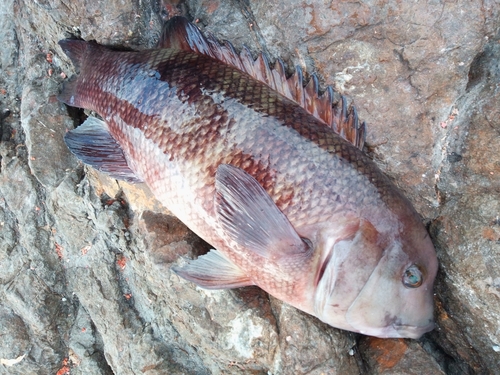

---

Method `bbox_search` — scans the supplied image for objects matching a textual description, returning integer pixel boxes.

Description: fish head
[311,218,438,339]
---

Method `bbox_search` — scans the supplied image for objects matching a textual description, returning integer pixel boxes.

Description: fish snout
[344,239,437,339]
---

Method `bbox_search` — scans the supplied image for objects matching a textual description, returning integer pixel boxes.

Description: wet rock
[1,0,500,374]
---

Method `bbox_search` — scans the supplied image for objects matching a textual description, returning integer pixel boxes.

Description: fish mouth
[356,321,435,339]
[390,321,435,339]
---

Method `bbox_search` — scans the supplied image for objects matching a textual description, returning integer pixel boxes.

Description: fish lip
[391,321,435,339]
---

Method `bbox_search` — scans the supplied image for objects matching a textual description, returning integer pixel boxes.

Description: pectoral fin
[64,117,143,183]
[215,164,310,261]
[172,250,253,289]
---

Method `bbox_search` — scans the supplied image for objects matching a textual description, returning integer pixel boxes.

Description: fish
[57,16,438,339]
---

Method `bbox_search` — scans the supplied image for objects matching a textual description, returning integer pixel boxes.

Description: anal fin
[172,250,253,289]
[64,117,143,183]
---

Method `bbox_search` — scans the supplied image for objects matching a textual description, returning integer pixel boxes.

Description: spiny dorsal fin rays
[290,66,305,109]
[159,16,366,150]
[319,86,334,129]
[272,59,292,99]
[305,74,320,118]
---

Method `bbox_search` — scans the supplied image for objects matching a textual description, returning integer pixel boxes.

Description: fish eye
[402,264,423,288]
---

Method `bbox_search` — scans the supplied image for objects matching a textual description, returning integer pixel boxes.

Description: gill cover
[314,220,384,327]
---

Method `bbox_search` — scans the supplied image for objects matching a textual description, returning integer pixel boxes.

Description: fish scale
[93,46,382,286]
[58,17,438,338]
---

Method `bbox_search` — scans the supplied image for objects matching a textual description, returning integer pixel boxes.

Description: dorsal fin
[159,17,366,150]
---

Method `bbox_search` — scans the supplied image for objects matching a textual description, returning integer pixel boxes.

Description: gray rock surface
[0,0,499,374]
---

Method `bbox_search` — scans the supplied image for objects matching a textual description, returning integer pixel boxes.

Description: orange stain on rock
[116,255,127,270]
[482,227,499,241]
[55,243,64,259]
[56,358,70,375]
[205,0,220,14]
[367,337,408,370]
[81,245,91,255]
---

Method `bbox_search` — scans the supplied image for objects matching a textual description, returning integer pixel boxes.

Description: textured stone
[359,337,444,375]
[1,0,500,374]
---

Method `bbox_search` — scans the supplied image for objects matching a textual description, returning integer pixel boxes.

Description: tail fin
[59,39,88,71]
[57,39,90,107]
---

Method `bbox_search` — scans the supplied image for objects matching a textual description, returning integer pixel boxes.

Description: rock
[359,337,444,375]
[1,0,499,374]
[429,36,500,373]
[0,306,30,366]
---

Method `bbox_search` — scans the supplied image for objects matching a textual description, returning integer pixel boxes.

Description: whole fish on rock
[58,16,438,338]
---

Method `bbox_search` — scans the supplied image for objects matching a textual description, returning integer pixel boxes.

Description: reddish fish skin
[58,35,437,338]
[62,43,397,209]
